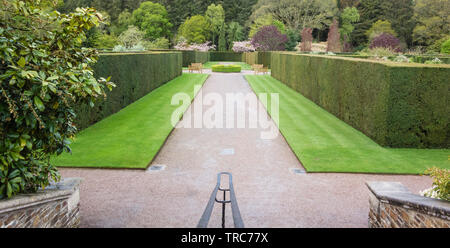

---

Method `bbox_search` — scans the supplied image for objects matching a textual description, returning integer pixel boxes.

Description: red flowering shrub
[327,19,341,52]
[369,33,401,52]
[251,25,288,51]
[300,28,313,52]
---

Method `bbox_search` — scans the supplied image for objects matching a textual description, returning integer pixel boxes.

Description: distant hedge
[75,52,182,130]
[244,52,258,65]
[257,51,272,68]
[210,51,244,61]
[181,50,209,67]
[271,53,450,148]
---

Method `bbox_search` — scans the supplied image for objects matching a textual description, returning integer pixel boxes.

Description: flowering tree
[232,41,256,52]
[174,40,216,51]
[369,33,401,52]
[251,25,288,51]
[327,19,341,52]
[300,28,313,51]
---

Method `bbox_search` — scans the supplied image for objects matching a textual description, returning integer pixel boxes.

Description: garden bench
[189,63,203,73]
[259,67,269,74]
[252,64,264,74]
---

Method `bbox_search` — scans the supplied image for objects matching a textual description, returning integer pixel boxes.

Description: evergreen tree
[218,23,227,51]
[352,0,414,48]
[384,0,415,46]
[352,0,389,47]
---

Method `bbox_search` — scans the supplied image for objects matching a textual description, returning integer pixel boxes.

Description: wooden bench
[252,64,267,74]
[259,67,269,74]
[189,63,203,73]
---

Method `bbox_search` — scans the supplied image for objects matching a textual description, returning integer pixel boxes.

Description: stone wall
[0,178,82,228]
[367,181,450,228]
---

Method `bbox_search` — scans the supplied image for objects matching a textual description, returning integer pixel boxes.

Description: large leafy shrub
[441,38,450,54]
[131,1,172,41]
[251,25,288,51]
[369,33,401,52]
[0,0,114,199]
[422,167,449,201]
[365,20,397,41]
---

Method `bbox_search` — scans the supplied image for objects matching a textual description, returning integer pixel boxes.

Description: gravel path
[60,72,432,227]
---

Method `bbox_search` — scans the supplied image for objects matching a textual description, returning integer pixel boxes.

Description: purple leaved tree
[370,33,401,52]
[251,25,288,51]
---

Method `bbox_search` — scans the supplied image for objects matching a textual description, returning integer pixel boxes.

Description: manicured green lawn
[52,73,209,169]
[246,75,449,174]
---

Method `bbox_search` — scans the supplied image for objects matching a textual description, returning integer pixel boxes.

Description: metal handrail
[197,172,244,228]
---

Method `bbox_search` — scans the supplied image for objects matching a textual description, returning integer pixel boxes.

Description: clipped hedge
[181,50,209,67]
[210,51,244,61]
[257,51,272,68]
[211,64,242,72]
[75,52,182,130]
[244,52,258,65]
[271,53,450,148]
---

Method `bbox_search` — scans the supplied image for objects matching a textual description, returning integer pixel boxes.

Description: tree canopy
[132,1,172,40]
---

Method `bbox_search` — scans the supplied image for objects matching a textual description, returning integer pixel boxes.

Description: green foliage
[340,7,360,39]
[205,3,225,46]
[441,39,450,54]
[365,20,397,40]
[0,1,114,199]
[209,52,244,62]
[117,25,145,48]
[285,29,300,51]
[132,1,172,40]
[218,24,227,51]
[226,22,245,49]
[94,33,118,49]
[178,15,210,44]
[250,0,337,31]
[248,14,286,38]
[144,37,170,50]
[271,53,449,148]
[110,9,133,35]
[181,51,209,67]
[424,58,443,64]
[211,64,242,72]
[413,0,450,48]
[423,167,450,201]
[352,0,414,47]
[75,52,182,130]
[357,47,397,57]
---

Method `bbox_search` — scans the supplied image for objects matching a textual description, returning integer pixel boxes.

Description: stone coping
[0,178,82,214]
[366,181,450,220]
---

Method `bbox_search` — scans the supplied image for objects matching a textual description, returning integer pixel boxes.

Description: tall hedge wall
[181,50,209,67]
[257,51,272,68]
[244,52,258,65]
[209,51,244,61]
[271,53,449,148]
[75,52,182,130]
